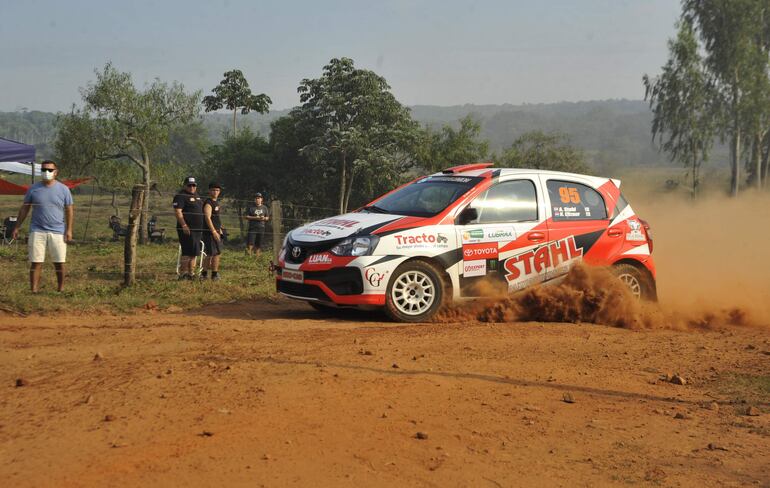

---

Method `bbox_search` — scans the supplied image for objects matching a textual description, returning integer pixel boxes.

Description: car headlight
[330,235,380,256]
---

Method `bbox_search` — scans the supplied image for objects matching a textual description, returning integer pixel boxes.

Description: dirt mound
[436,263,760,330]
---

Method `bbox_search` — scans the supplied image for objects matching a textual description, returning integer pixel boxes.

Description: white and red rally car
[276,163,656,322]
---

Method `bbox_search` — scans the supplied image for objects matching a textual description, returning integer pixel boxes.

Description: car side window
[472,180,538,223]
[546,180,607,220]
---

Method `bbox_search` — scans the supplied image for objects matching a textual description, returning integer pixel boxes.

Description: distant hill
[1,100,729,171]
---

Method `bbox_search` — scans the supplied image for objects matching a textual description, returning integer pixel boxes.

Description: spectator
[245,192,269,256]
[12,160,74,293]
[173,176,204,280]
[202,182,224,280]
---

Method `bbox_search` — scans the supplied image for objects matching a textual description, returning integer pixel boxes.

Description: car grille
[285,238,339,264]
[276,267,364,299]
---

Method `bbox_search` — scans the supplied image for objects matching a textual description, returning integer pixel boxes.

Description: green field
[0,192,278,314]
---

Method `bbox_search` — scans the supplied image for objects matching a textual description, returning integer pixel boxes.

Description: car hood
[289,212,405,243]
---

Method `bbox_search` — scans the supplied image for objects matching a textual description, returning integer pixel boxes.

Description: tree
[55,63,201,242]
[644,20,715,198]
[295,58,419,213]
[414,115,490,172]
[200,129,273,233]
[681,0,770,194]
[203,70,272,136]
[501,131,590,173]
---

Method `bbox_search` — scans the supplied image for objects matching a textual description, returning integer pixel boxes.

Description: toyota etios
[275,163,656,322]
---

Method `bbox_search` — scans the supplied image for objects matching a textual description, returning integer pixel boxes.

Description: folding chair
[1,216,18,246]
[109,216,128,241]
[176,240,206,278]
[148,215,166,243]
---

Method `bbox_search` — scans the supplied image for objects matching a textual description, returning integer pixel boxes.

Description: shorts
[177,229,202,257]
[28,231,67,263]
[247,228,265,248]
[202,232,222,257]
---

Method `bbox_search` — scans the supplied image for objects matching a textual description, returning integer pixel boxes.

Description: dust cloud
[438,191,770,330]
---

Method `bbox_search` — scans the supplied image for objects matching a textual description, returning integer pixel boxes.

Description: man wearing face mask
[12,160,74,293]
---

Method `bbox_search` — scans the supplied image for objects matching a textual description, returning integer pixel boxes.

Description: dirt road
[1,299,768,487]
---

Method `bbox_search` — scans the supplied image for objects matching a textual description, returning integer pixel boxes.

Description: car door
[455,176,549,296]
[539,176,611,280]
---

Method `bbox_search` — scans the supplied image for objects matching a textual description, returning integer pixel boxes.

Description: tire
[612,264,655,301]
[385,260,446,322]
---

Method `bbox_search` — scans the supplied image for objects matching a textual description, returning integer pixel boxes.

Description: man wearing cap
[11,159,74,293]
[202,182,224,280]
[245,192,269,256]
[173,176,204,280]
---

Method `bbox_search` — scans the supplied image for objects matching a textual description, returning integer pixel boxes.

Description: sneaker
[211,274,221,281]
[177,274,192,281]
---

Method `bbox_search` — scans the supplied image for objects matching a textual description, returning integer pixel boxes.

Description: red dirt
[1,298,769,487]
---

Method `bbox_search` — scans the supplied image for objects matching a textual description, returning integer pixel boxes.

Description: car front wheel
[385,260,446,322]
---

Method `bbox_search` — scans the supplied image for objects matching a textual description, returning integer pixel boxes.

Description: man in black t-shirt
[245,192,269,256]
[172,176,204,280]
[202,182,224,280]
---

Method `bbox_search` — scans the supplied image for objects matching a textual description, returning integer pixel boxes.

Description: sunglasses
[41,168,56,173]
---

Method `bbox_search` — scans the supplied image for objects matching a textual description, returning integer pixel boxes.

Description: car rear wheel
[612,264,654,301]
[385,260,446,322]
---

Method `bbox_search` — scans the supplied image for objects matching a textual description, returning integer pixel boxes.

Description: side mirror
[457,207,478,225]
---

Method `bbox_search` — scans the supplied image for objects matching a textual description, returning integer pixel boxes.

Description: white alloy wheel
[617,272,642,299]
[390,270,436,316]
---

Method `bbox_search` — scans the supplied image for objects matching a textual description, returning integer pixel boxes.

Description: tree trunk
[761,134,770,189]
[691,146,698,200]
[339,152,347,214]
[139,163,150,244]
[756,133,764,189]
[233,109,237,137]
[343,166,355,213]
[731,129,741,197]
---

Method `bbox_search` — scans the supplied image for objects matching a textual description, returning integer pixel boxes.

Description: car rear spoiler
[442,162,494,174]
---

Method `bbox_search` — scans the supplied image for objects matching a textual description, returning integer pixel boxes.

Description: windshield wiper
[362,205,388,214]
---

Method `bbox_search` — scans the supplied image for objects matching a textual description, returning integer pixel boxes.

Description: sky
[1,0,681,113]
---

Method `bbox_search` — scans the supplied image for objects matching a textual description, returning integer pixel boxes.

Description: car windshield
[362,175,483,217]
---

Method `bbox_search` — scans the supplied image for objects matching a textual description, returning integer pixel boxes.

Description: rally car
[275,163,656,322]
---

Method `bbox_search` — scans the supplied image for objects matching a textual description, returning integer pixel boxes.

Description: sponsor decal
[393,232,450,249]
[307,253,333,265]
[503,236,583,287]
[625,220,646,242]
[462,229,484,241]
[419,176,473,183]
[463,242,498,261]
[300,228,333,237]
[486,229,514,240]
[463,259,487,277]
[314,218,360,230]
[462,227,516,243]
[364,267,389,287]
[282,269,304,283]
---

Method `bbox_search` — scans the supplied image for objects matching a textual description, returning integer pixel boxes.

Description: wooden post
[271,200,282,263]
[124,185,145,286]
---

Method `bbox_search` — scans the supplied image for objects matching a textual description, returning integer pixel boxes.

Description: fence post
[124,185,145,286]
[271,199,282,263]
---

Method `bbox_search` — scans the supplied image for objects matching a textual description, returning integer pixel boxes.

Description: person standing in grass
[245,192,269,256]
[173,176,204,280]
[201,182,224,280]
[12,160,74,293]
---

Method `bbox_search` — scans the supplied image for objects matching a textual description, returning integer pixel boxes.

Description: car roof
[429,165,620,188]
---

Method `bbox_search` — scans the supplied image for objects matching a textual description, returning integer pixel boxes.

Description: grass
[0,240,277,315]
[0,191,283,314]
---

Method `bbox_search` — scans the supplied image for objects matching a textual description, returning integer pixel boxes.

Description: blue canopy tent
[0,137,38,183]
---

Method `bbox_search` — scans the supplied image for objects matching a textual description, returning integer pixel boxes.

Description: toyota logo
[291,246,302,259]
